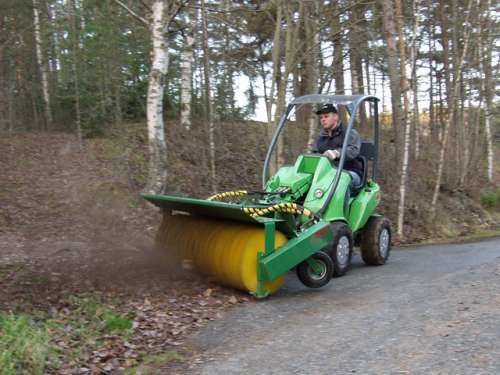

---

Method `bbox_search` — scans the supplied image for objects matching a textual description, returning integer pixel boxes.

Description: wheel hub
[307,261,327,280]
[379,228,390,258]
[336,236,350,266]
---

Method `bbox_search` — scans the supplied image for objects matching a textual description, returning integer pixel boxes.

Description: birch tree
[395,0,412,239]
[114,0,182,193]
[180,10,194,130]
[32,0,52,128]
[145,0,174,194]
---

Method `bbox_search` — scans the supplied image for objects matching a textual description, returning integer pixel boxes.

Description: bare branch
[113,0,148,25]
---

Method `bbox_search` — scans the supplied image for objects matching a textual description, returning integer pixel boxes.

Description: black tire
[360,216,392,265]
[325,222,353,277]
[296,251,334,288]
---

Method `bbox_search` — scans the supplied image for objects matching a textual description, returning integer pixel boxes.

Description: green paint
[259,221,333,281]
[347,181,380,232]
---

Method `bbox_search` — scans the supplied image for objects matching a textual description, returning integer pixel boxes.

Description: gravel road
[185,237,500,375]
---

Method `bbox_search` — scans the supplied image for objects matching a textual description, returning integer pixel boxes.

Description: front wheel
[360,216,392,265]
[296,251,334,288]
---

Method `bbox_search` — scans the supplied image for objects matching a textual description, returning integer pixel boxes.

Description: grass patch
[104,314,133,332]
[0,313,54,375]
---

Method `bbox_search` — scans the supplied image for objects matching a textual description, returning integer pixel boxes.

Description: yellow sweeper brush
[156,214,288,294]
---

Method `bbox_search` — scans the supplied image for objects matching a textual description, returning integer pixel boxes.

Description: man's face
[319,112,339,130]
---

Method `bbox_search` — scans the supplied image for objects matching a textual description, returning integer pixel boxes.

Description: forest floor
[0,131,499,374]
[0,133,250,374]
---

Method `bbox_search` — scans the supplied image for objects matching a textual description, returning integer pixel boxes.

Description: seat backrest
[360,141,376,161]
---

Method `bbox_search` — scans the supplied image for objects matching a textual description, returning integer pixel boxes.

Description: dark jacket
[314,123,363,177]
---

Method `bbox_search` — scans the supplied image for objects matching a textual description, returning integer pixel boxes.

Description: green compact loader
[143,94,391,298]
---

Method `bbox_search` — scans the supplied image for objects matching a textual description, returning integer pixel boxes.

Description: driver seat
[351,141,376,194]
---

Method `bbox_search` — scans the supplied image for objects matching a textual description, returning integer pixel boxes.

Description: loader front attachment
[142,193,333,298]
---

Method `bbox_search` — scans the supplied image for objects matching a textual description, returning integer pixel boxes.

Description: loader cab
[263,94,380,217]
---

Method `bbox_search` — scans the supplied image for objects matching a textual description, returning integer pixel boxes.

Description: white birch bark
[47,2,60,80]
[180,10,194,130]
[145,0,169,194]
[180,33,194,130]
[33,0,52,127]
[395,0,412,239]
[77,0,85,49]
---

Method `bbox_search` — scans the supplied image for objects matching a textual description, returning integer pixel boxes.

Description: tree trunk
[348,5,367,126]
[275,3,296,167]
[0,15,7,132]
[180,11,194,130]
[381,0,402,162]
[32,0,52,128]
[480,0,494,182]
[144,0,170,194]
[306,1,320,151]
[410,0,421,159]
[395,0,412,239]
[332,2,344,95]
[266,0,283,176]
[70,0,83,149]
[267,0,282,127]
[201,0,217,193]
[46,1,60,85]
[427,9,435,138]
[451,0,464,187]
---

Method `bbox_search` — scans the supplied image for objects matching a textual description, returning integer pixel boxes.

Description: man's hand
[323,149,340,160]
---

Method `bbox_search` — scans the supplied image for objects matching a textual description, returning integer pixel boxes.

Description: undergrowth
[480,188,500,210]
[0,313,54,375]
[0,295,135,373]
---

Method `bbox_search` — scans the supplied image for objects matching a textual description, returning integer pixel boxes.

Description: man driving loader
[313,103,363,190]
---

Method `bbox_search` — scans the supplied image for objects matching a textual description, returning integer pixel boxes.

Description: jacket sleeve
[338,129,361,160]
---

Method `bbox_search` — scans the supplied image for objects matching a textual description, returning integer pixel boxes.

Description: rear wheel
[326,222,353,277]
[360,216,391,265]
[296,251,333,288]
